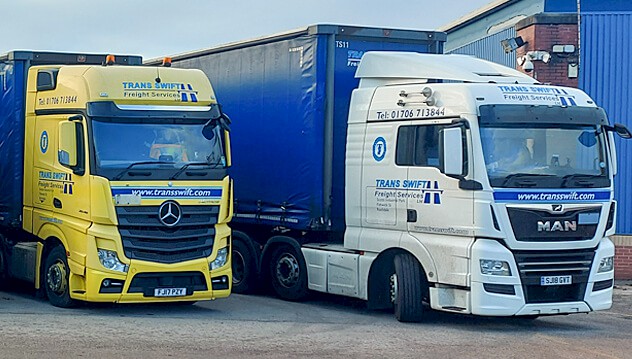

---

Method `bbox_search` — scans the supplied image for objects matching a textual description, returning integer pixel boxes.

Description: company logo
[158,201,182,227]
[347,50,364,67]
[40,131,49,153]
[552,204,563,212]
[121,82,198,102]
[537,220,577,232]
[373,137,387,162]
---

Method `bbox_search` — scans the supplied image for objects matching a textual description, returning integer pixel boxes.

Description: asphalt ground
[1,282,631,358]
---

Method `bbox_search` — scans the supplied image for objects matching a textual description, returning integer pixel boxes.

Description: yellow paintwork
[22,62,232,303]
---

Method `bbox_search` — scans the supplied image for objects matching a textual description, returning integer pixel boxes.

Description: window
[396,124,447,168]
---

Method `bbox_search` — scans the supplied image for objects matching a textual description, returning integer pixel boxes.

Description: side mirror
[614,123,632,139]
[440,126,465,177]
[202,113,232,140]
[58,121,78,167]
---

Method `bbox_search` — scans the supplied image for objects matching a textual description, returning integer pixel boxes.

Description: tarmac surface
[1,282,631,358]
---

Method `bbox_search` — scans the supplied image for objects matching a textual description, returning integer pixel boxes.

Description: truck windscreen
[91,119,227,180]
[480,125,610,188]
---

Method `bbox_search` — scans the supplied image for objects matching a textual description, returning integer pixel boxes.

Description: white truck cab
[333,52,629,320]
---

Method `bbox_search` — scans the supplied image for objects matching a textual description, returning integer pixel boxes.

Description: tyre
[269,244,308,301]
[393,253,424,322]
[232,239,257,294]
[44,246,76,308]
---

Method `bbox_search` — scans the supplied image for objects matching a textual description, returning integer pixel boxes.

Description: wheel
[44,246,76,308]
[269,244,308,301]
[393,253,424,322]
[232,239,257,294]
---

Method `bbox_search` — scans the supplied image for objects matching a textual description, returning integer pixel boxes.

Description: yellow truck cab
[0,51,232,307]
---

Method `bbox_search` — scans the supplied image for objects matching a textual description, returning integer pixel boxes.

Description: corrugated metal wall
[447,27,517,68]
[580,13,632,233]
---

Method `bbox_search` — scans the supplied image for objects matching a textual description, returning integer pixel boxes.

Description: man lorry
[160,25,629,322]
[0,51,233,307]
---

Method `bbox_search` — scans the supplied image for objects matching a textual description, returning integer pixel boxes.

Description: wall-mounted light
[501,36,526,53]
[552,44,576,54]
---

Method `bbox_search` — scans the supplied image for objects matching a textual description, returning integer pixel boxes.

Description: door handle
[53,198,62,209]
[407,209,417,223]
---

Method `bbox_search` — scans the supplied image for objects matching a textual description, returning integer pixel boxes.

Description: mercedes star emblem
[158,201,182,227]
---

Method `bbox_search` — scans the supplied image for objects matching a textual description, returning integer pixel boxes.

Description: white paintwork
[356,52,538,85]
[303,52,615,316]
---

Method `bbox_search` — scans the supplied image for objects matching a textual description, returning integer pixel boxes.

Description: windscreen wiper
[170,162,223,180]
[561,174,607,188]
[499,173,557,187]
[113,161,175,180]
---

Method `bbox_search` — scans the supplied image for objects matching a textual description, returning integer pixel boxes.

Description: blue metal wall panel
[447,27,517,68]
[579,12,632,233]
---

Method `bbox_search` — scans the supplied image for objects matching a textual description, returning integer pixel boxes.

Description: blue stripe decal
[111,187,222,199]
[493,190,610,203]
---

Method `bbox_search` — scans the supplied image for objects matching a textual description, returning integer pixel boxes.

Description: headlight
[480,259,511,276]
[598,256,614,273]
[210,247,229,270]
[97,249,129,273]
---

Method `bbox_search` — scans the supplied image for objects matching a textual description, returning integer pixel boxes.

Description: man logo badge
[159,201,182,227]
[552,204,563,212]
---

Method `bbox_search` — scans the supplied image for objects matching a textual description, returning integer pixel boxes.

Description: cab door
[399,119,474,287]
[359,120,410,238]
[32,115,91,234]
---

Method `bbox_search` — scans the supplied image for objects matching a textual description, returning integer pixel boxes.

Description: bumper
[72,258,231,303]
[469,238,614,316]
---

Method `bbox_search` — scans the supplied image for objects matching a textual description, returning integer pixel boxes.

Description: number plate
[154,288,187,297]
[540,275,572,286]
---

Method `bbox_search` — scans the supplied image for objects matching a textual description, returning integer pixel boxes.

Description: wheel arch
[37,236,66,290]
[366,247,431,310]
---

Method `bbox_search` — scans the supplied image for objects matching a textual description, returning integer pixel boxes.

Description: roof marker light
[105,55,116,66]
[162,57,172,67]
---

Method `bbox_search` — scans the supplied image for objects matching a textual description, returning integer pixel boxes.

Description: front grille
[128,271,208,296]
[116,205,219,264]
[508,207,600,242]
[514,249,595,303]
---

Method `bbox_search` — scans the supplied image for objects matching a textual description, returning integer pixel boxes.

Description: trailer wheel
[269,244,308,301]
[232,239,257,294]
[44,246,76,308]
[393,252,424,322]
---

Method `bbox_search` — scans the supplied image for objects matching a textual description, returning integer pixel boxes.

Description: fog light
[97,249,129,273]
[210,247,228,270]
[480,259,511,276]
[598,256,614,273]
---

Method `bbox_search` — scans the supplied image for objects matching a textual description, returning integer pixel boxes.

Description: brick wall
[613,236,632,280]
[515,14,579,87]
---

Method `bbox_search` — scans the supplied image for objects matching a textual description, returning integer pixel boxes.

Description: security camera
[522,58,534,72]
